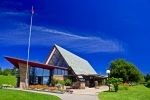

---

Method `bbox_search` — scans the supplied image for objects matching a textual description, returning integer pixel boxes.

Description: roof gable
[54,45,97,75]
[46,47,68,68]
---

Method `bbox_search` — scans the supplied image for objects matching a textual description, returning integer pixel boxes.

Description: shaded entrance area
[78,75,107,88]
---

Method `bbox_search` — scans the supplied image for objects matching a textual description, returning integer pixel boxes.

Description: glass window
[43,77,49,85]
[58,69,62,75]
[35,68,43,76]
[48,50,68,68]
[43,69,50,76]
[29,67,51,85]
[61,70,65,75]
[54,69,57,75]
[53,69,68,75]
[64,70,68,75]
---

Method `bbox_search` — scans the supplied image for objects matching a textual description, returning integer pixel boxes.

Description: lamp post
[106,69,110,91]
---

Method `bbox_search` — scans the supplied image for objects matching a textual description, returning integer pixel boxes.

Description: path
[7,86,108,100]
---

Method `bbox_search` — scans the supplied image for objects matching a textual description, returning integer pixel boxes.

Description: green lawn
[99,85,150,100]
[0,89,60,100]
[0,75,16,86]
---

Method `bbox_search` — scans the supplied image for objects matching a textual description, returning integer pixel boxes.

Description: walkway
[7,86,108,100]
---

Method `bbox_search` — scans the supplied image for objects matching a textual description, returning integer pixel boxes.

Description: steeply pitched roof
[54,44,97,75]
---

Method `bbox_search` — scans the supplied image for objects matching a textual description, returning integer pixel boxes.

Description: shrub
[145,74,150,82]
[56,83,63,89]
[57,80,65,86]
[114,84,119,92]
[51,78,58,86]
[64,79,72,86]
[108,77,123,92]
[51,78,65,86]
[145,80,150,88]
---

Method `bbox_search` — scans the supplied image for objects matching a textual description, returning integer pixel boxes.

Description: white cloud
[0,23,124,53]
[0,11,28,17]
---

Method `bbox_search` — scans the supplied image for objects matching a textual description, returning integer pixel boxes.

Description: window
[48,50,68,68]
[57,69,62,75]
[64,70,68,75]
[53,69,68,75]
[29,67,51,85]
[54,69,58,75]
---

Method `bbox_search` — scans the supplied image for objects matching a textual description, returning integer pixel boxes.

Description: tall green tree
[145,74,150,82]
[0,67,2,75]
[10,68,16,76]
[109,59,144,83]
[3,68,12,76]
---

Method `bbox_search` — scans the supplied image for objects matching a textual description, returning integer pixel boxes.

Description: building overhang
[5,56,68,70]
[76,74,107,79]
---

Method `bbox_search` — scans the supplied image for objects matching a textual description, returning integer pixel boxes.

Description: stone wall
[18,63,29,89]
[53,75,64,80]
[80,82,85,89]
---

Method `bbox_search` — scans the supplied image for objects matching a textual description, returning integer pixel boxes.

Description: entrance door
[38,76,43,84]
[16,77,20,87]
[89,76,95,87]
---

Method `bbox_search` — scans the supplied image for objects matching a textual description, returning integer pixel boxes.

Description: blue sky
[0,0,150,74]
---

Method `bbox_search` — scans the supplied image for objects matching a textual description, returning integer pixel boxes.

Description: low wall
[53,75,64,80]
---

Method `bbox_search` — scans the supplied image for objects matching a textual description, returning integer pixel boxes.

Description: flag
[32,6,34,14]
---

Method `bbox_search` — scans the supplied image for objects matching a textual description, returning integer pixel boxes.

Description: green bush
[57,80,65,86]
[114,84,119,92]
[0,85,2,89]
[51,78,65,86]
[51,78,58,86]
[107,77,123,92]
[56,80,65,90]
[145,80,150,88]
[64,79,72,86]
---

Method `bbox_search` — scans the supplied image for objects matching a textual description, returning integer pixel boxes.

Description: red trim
[5,56,68,70]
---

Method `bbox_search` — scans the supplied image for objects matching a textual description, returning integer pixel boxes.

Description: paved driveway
[7,86,108,100]
[63,86,109,100]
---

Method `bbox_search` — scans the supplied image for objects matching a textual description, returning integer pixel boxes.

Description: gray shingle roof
[55,44,97,75]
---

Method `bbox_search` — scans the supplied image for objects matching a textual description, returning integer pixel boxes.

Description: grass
[0,75,16,86]
[0,89,60,100]
[99,85,150,100]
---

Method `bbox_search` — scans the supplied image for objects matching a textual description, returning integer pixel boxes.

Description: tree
[107,77,123,92]
[144,74,150,82]
[109,59,144,83]
[3,69,12,76]
[145,80,150,88]
[0,67,2,75]
[10,68,16,76]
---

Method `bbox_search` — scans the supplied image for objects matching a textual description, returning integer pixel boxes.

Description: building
[5,44,106,89]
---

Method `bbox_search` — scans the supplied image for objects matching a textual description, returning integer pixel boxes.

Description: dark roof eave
[77,74,98,76]
[5,56,68,70]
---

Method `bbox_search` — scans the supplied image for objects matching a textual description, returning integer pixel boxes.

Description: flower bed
[28,85,65,94]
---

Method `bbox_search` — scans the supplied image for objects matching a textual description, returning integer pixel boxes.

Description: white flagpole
[25,6,34,88]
